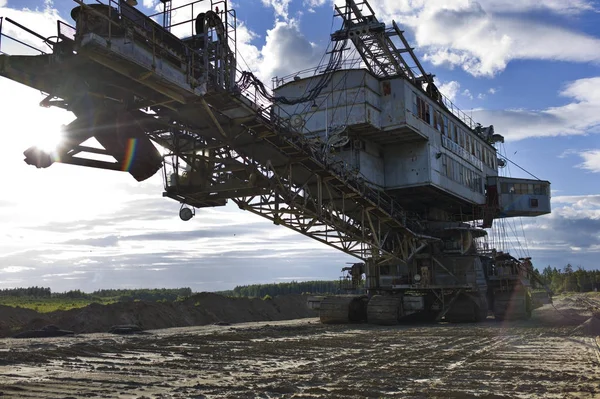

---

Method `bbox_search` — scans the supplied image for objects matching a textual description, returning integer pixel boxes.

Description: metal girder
[160,119,429,263]
[234,166,424,262]
[332,0,420,81]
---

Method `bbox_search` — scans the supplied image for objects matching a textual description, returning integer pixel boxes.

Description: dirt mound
[0,305,45,337]
[571,316,600,336]
[0,294,316,337]
[529,297,593,327]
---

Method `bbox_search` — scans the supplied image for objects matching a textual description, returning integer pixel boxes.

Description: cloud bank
[362,0,600,77]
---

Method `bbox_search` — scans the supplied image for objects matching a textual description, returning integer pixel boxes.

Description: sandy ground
[0,296,599,398]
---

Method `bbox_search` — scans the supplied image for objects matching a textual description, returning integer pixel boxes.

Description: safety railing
[439,93,476,130]
[0,16,49,55]
[272,61,478,131]
[272,58,365,88]
[71,0,236,92]
[148,0,207,37]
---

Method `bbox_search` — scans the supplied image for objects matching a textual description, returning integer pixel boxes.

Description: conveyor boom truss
[159,108,428,264]
[332,0,431,83]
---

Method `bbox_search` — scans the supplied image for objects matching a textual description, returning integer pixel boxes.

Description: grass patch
[0,297,116,313]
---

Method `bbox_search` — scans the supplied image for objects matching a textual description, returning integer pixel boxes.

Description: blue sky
[0,0,599,292]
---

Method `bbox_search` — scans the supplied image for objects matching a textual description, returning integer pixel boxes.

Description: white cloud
[256,20,322,83]
[235,22,262,72]
[488,88,497,95]
[473,76,600,140]
[552,194,600,207]
[1,266,34,273]
[515,195,600,269]
[0,0,6,8]
[438,80,460,101]
[477,93,486,100]
[359,0,600,77]
[474,0,596,14]
[462,89,473,100]
[304,0,329,8]
[0,2,63,54]
[262,0,293,21]
[363,0,596,18]
[575,150,600,173]
[143,0,157,9]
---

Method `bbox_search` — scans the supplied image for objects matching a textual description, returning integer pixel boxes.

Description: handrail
[273,57,479,131]
[272,58,364,88]
[0,17,48,55]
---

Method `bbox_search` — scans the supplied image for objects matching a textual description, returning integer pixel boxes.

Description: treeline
[0,287,192,302]
[538,265,600,293]
[0,287,51,298]
[221,280,341,298]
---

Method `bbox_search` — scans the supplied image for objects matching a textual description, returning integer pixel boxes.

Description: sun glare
[30,124,65,153]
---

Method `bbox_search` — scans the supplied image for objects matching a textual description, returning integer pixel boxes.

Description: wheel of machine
[493,290,531,320]
[319,296,367,324]
[367,295,402,325]
[445,293,485,323]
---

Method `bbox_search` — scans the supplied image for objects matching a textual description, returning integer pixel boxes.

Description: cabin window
[413,93,431,125]
[441,154,448,173]
[465,169,471,188]
[474,175,483,193]
[501,183,514,194]
[501,182,547,195]
[516,184,523,194]
[414,94,431,124]
[533,184,546,195]
[446,157,453,177]
[459,129,465,148]
[412,92,418,115]
[530,198,539,208]
[434,110,443,132]
[476,141,481,160]
[441,154,483,194]
[443,116,449,137]
[453,124,459,143]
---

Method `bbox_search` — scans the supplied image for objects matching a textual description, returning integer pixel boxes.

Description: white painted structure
[274,69,550,221]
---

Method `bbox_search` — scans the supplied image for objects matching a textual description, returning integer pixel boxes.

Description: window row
[500,182,548,195]
[412,92,496,169]
[441,154,484,194]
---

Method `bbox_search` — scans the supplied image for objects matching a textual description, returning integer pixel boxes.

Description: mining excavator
[0,0,552,325]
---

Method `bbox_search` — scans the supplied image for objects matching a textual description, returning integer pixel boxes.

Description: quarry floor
[0,296,599,398]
